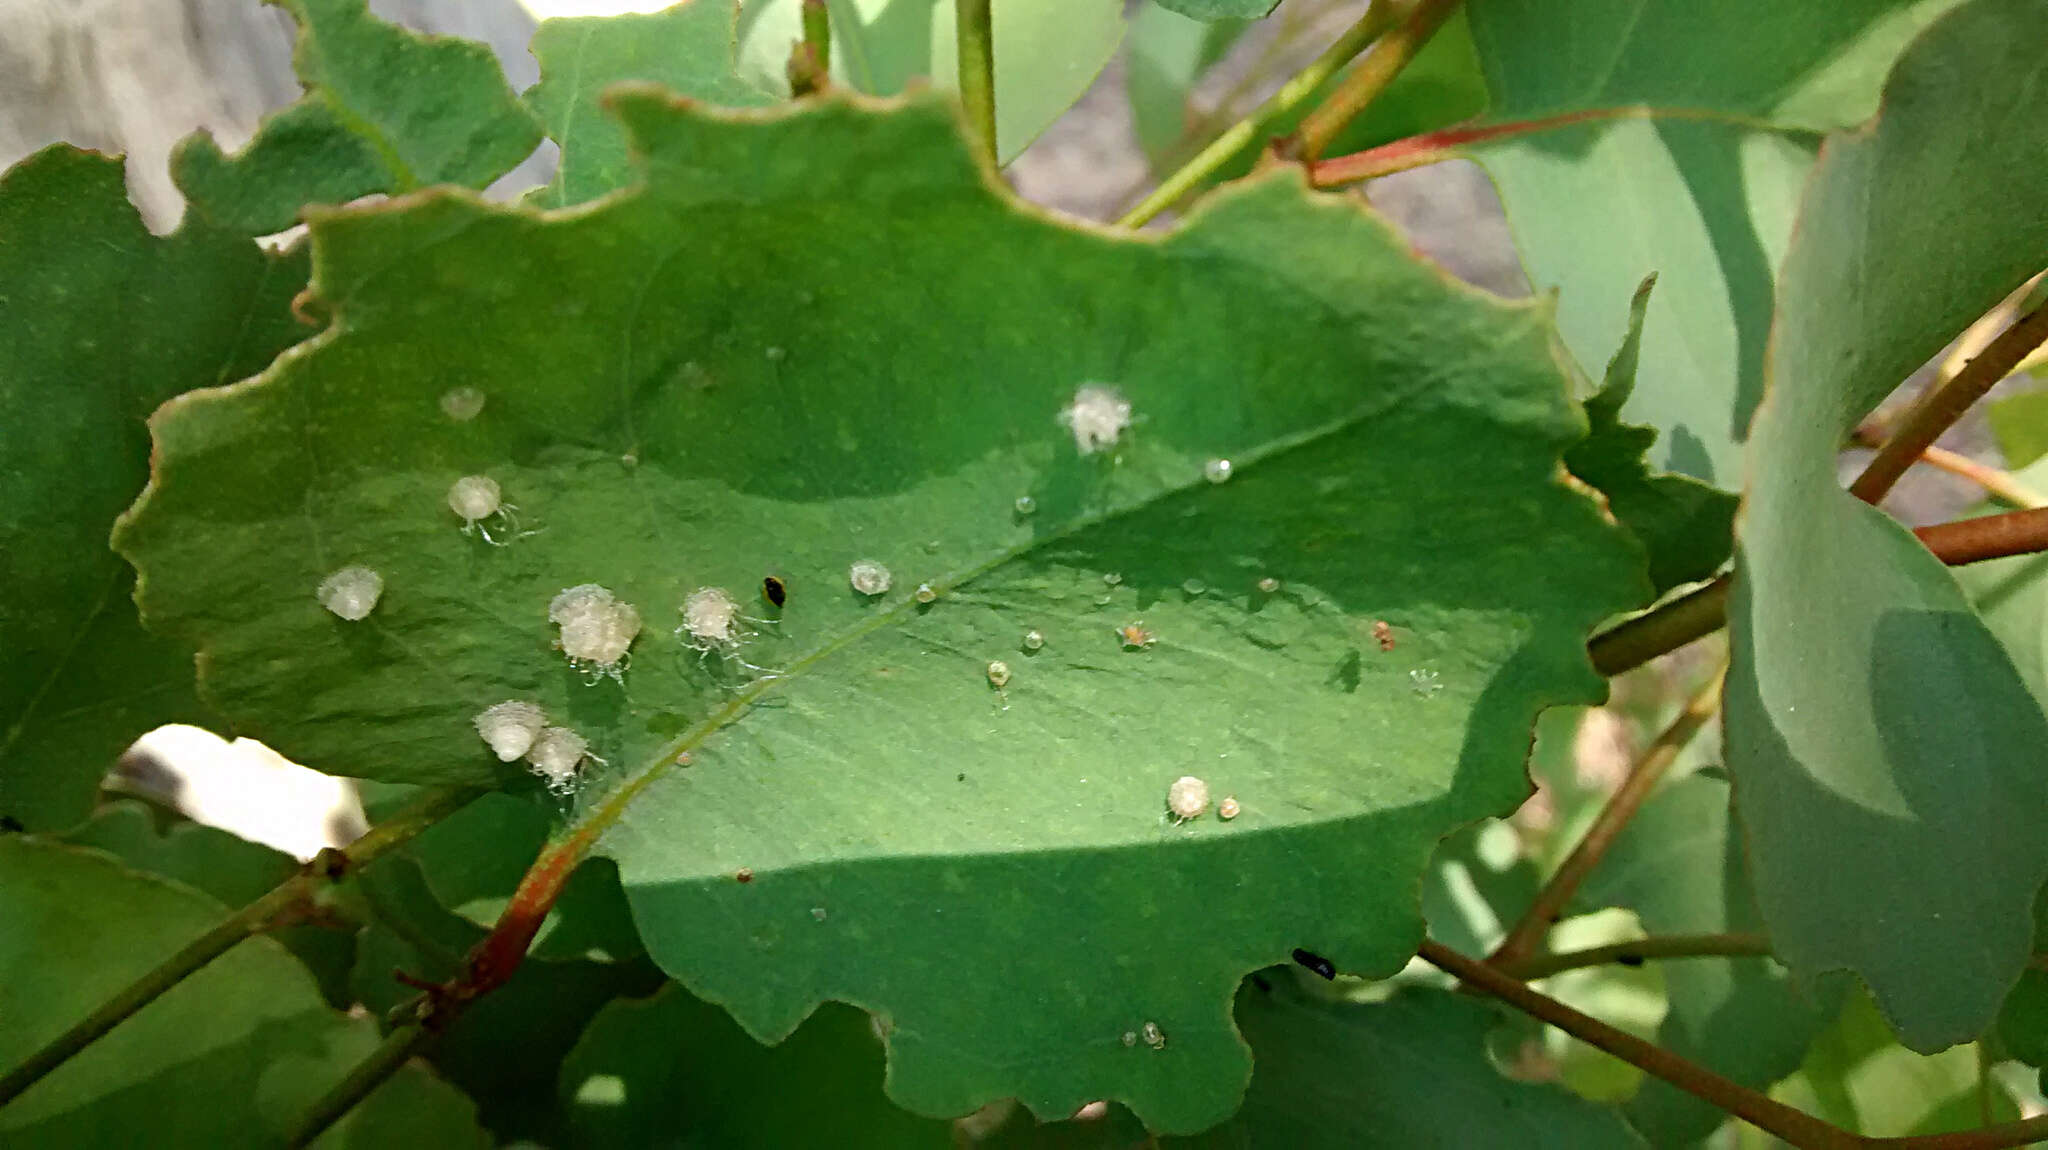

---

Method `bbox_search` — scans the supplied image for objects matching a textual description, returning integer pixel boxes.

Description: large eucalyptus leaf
[0,836,485,1147]
[1577,773,1844,1146]
[172,0,542,234]
[115,93,1643,1129]
[1726,0,2048,1051]
[0,147,308,831]
[1463,0,1963,484]
[734,0,1127,164]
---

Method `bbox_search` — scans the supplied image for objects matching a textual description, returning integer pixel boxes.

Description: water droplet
[1167,776,1209,821]
[914,582,938,604]
[317,565,383,620]
[849,559,892,596]
[1257,576,1281,594]
[1218,796,1241,820]
[986,660,1011,688]
[1014,494,1037,516]
[1181,578,1205,596]
[439,386,485,421]
[1022,629,1045,652]
[1102,572,1122,587]
[1203,458,1233,484]
[1121,1031,1137,1048]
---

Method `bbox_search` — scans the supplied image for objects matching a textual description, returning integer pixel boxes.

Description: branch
[284,1023,437,1148]
[1851,302,2048,504]
[0,785,480,1109]
[1499,931,1773,980]
[1419,940,1863,1149]
[1912,507,2048,566]
[1116,2,1402,228]
[1292,0,1462,162]
[1490,666,1725,967]
[1897,445,2046,509]
[954,0,997,169]
[1308,105,1782,186]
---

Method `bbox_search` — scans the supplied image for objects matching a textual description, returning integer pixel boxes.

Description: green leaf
[1576,772,1845,1146]
[1726,0,2048,1052]
[1466,0,1963,486]
[1954,458,2048,710]
[526,3,779,209]
[0,146,309,832]
[734,0,1128,164]
[1152,0,1278,20]
[172,0,543,235]
[58,799,358,1005]
[0,835,484,1147]
[1994,886,2048,1086]
[1421,818,1540,959]
[560,985,956,1147]
[1171,978,1645,1147]
[1564,275,1738,594]
[116,94,1644,1129]
[1126,2,1250,171]
[1988,387,2048,469]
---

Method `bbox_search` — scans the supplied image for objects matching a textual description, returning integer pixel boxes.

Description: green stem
[955,0,997,168]
[1117,2,1402,228]
[1500,932,1774,980]
[0,785,479,1109]
[802,0,831,74]
[1293,0,1461,162]
[284,1024,437,1148]
[1587,575,1730,678]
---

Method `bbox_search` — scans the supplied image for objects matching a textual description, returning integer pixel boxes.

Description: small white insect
[1181,578,1206,596]
[1257,576,1281,594]
[1166,776,1210,822]
[1021,629,1045,652]
[317,565,383,621]
[1013,495,1037,516]
[913,582,937,604]
[986,660,1011,688]
[1203,458,1233,484]
[1060,384,1132,454]
[677,586,745,653]
[445,474,526,545]
[1218,796,1241,821]
[811,906,828,922]
[848,559,892,597]
[1102,572,1122,587]
[549,584,641,679]
[473,700,546,762]
[440,386,486,422]
[1121,1030,1137,1048]
[1410,668,1443,697]
[1141,1021,1166,1050]
[526,725,589,795]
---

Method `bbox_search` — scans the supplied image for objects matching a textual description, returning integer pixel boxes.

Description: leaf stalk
[955,0,997,168]
[1292,0,1462,162]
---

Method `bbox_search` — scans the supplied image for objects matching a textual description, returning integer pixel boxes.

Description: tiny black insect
[0,815,23,833]
[762,575,787,608]
[1291,947,1336,980]
[1616,952,1645,967]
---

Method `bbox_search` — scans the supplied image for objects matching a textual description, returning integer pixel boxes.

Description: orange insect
[1372,620,1396,652]
[1119,622,1156,650]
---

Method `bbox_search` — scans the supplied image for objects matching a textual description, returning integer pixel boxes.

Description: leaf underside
[116,92,1643,1130]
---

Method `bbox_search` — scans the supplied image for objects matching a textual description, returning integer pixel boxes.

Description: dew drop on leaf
[439,386,486,421]
[1203,458,1233,483]
[473,700,545,762]
[317,565,382,621]
[848,559,892,596]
